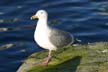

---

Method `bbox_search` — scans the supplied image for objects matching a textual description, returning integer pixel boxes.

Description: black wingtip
[72,38,81,44]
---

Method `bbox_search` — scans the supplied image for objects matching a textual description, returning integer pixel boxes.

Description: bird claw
[41,58,49,66]
[41,57,52,66]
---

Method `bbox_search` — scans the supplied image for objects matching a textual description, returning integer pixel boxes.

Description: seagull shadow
[44,56,81,72]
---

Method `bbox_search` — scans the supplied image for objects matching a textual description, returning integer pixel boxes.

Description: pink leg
[41,50,52,66]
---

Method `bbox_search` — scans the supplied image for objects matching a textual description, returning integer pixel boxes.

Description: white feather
[34,18,57,50]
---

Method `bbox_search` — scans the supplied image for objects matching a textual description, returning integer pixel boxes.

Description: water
[0,0,108,72]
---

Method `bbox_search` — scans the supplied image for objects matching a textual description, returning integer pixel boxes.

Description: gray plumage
[49,28,74,48]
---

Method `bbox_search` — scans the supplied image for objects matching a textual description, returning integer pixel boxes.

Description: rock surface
[17,42,108,72]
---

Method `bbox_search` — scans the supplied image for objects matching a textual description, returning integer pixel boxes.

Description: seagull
[31,10,74,66]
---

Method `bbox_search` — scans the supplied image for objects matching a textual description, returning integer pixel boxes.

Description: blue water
[0,0,108,72]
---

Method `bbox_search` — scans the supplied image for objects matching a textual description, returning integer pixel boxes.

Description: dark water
[0,0,108,72]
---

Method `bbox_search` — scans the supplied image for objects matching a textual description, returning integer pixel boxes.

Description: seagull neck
[37,18,48,27]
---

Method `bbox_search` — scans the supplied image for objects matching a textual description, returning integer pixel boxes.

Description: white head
[31,10,48,20]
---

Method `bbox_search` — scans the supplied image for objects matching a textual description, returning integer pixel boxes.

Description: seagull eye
[41,12,43,14]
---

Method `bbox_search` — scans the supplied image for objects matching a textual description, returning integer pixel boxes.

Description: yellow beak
[31,15,38,20]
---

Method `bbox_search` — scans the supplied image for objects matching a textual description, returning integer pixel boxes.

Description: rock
[17,42,108,72]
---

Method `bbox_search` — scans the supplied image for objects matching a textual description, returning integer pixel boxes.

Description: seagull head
[31,10,48,20]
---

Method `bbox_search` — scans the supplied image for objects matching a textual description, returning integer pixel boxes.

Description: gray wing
[49,28,74,48]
